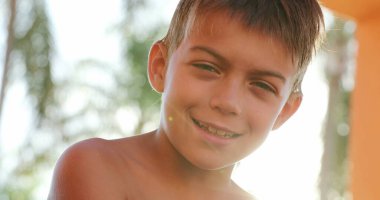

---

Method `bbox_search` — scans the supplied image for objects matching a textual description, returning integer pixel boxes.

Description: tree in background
[0,0,55,127]
[319,17,356,200]
[0,0,16,125]
[0,0,55,198]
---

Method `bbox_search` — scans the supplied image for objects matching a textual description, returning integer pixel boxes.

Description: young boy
[49,0,324,199]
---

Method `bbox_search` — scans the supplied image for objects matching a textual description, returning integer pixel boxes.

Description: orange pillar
[349,16,380,200]
[322,1,380,200]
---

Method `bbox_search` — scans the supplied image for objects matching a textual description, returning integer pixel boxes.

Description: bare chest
[122,169,250,200]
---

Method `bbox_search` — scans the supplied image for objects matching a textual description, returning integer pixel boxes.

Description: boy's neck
[150,129,236,188]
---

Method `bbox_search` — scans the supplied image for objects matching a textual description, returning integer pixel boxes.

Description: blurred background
[0,0,357,199]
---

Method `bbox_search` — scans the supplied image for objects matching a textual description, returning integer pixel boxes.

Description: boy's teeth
[208,126,216,134]
[195,119,236,138]
[217,129,226,136]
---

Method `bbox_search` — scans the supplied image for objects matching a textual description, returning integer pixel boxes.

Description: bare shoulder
[48,138,130,200]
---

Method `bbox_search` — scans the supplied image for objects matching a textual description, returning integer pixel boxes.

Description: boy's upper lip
[191,116,243,136]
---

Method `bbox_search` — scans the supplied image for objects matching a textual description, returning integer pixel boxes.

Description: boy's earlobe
[272,92,303,130]
[148,41,168,93]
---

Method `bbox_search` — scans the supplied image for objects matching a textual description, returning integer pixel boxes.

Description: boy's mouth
[191,118,240,139]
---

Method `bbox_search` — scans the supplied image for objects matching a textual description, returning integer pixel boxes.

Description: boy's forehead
[188,10,290,55]
[189,10,282,47]
[183,9,298,67]
[174,11,296,78]
[189,10,239,35]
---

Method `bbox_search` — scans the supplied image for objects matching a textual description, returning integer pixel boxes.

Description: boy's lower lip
[191,117,241,145]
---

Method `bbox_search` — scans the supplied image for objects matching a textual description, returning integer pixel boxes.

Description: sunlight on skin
[232,60,328,199]
[168,116,174,122]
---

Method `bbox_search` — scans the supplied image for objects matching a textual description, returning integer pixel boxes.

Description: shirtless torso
[48,131,254,200]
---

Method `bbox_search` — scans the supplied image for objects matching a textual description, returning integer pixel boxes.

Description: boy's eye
[251,81,277,94]
[192,63,220,74]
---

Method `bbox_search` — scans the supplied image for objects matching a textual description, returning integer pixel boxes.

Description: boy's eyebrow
[249,70,286,83]
[189,46,230,66]
[189,45,287,83]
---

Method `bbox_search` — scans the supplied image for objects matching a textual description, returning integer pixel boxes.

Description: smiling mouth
[191,118,241,139]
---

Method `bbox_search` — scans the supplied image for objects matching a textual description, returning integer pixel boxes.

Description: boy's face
[149,11,301,170]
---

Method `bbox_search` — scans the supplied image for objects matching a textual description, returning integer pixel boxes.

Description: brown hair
[161,0,325,93]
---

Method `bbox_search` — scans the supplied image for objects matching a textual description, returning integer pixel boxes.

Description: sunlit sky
[0,0,331,199]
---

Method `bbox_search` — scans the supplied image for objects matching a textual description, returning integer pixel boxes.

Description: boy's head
[147,0,325,170]
[161,0,325,93]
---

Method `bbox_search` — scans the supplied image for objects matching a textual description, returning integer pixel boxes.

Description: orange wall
[322,1,380,200]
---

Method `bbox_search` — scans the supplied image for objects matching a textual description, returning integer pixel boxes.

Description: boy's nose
[209,80,242,116]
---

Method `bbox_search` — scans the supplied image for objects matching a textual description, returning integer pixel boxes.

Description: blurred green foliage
[319,17,356,200]
[13,0,55,124]
[1,0,55,197]
[0,0,167,199]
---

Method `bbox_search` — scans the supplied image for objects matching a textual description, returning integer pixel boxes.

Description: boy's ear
[272,92,302,130]
[148,41,168,93]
